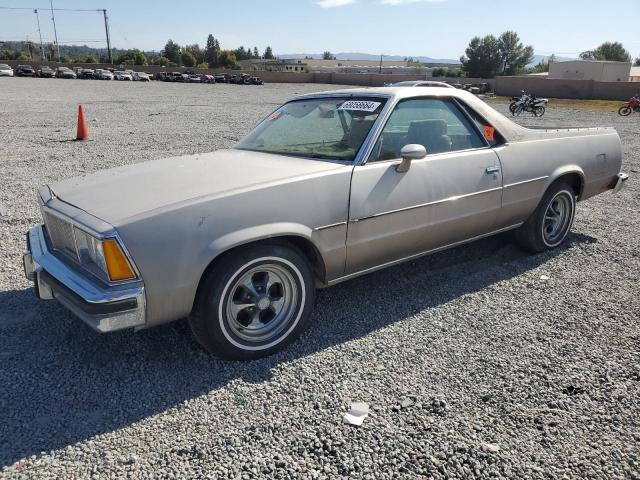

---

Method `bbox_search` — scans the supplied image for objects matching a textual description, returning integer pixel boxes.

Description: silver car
[23,87,628,359]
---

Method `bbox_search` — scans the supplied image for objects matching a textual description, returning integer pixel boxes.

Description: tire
[533,106,546,117]
[513,181,576,253]
[189,243,315,360]
[618,106,632,116]
[509,102,517,114]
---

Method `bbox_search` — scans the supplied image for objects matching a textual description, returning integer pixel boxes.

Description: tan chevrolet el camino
[24,87,628,359]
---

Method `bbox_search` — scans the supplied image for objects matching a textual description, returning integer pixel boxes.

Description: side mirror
[396,144,427,173]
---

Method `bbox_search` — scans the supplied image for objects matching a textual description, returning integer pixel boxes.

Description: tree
[322,51,336,60]
[253,47,260,59]
[217,50,238,69]
[635,57,640,67]
[460,35,502,78]
[263,46,274,59]
[580,42,631,62]
[498,31,534,75]
[162,39,181,65]
[152,56,172,67]
[204,34,220,66]
[181,49,196,67]
[115,49,147,65]
[184,44,203,64]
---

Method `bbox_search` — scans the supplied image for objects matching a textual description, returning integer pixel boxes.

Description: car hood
[48,149,347,227]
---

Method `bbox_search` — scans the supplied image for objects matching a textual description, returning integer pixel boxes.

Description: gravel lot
[1,78,638,479]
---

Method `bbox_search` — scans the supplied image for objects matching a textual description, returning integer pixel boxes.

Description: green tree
[181,49,197,67]
[263,46,274,60]
[253,46,260,59]
[205,34,220,65]
[322,51,336,60]
[162,39,181,65]
[633,56,639,66]
[498,31,534,75]
[185,44,203,64]
[460,35,502,78]
[152,56,172,67]
[115,49,147,65]
[580,42,631,62]
[217,50,238,69]
[82,55,98,63]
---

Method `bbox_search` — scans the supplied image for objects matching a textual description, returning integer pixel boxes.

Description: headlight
[73,227,136,282]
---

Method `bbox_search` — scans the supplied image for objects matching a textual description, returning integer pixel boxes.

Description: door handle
[485,166,500,174]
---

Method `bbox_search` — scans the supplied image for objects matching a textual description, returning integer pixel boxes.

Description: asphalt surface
[0,78,638,479]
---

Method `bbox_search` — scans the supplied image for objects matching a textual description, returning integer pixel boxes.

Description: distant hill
[529,54,576,67]
[279,52,461,64]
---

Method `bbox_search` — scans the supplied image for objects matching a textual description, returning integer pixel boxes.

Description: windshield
[235,97,386,161]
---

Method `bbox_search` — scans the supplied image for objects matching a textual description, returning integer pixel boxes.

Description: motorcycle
[618,95,640,116]
[509,91,548,117]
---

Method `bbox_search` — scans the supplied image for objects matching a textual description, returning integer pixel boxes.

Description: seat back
[406,119,452,154]
[348,118,375,150]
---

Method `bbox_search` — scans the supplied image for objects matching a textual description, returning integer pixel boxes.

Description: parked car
[132,71,151,82]
[79,69,95,79]
[186,74,203,83]
[15,65,36,77]
[214,74,228,83]
[389,80,454,88]
[55,67,76,79]
[113,70,133,81]
[94,69,114,80]
[170,72,187,82]
[0,64,14,77]
[36,66,55,78]
[250,76,264,85]
[228,74,240,84]
[23,87,628,360]
[201,74,215,84]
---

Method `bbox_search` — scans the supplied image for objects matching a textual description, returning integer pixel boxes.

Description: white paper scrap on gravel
[343,402,370,426]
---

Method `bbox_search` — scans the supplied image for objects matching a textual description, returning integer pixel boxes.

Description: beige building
[629,66,640,82]
[549,60,631,82]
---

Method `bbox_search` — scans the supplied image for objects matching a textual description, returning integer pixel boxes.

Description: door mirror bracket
[396,144,427,173]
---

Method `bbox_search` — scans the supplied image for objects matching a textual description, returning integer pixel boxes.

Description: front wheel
[533,106,546,117]
[618,106,632,116]
[189,243,315,360]
[513,182,576,253]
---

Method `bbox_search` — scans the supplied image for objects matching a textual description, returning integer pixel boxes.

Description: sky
[1,0,638,60]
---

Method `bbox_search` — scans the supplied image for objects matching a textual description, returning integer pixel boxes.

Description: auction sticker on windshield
[338,100,381,112]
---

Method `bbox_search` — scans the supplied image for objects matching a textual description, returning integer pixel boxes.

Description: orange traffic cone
[76,105,90,141]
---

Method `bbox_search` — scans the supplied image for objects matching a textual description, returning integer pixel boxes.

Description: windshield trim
[234,93,393,165]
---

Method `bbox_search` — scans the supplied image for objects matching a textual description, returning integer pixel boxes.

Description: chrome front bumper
[23,224,146,333]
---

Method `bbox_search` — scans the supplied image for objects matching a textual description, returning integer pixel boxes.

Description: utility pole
[34,9,46,61]
[49,0,61,61]
[379,54,383,74]
[102,9,112,64]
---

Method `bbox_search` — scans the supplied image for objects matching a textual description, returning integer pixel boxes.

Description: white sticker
[338,100,381,112]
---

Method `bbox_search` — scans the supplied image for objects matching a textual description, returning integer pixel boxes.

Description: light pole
[34,9,46,61]
[49,0,61,61]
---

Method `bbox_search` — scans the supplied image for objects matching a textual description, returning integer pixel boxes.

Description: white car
[0,64,14,77]
[94,69,114,80]
[114,71,132,81]
[132,71,150,82]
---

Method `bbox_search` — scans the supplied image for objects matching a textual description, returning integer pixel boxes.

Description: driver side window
[369,98,485,162]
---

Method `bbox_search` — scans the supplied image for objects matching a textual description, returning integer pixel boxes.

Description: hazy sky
[1,0,638,59]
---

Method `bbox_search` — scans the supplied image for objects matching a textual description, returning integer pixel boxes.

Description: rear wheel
[513,182,576,253]
[618,106,632,116]
[189,243,315,360]
[509,102,517,114]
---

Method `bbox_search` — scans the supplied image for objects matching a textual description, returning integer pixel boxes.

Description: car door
[346,97,503,274]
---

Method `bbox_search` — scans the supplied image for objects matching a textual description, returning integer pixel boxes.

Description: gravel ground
[0,78,638,479]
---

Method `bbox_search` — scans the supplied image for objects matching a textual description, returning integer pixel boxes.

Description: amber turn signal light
[102,239,136,281]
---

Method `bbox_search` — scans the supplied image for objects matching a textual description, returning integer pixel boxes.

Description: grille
[43,211,78,260]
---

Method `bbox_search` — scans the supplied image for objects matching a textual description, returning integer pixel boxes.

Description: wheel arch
[192,224,328,310]
[546,167,585,200]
